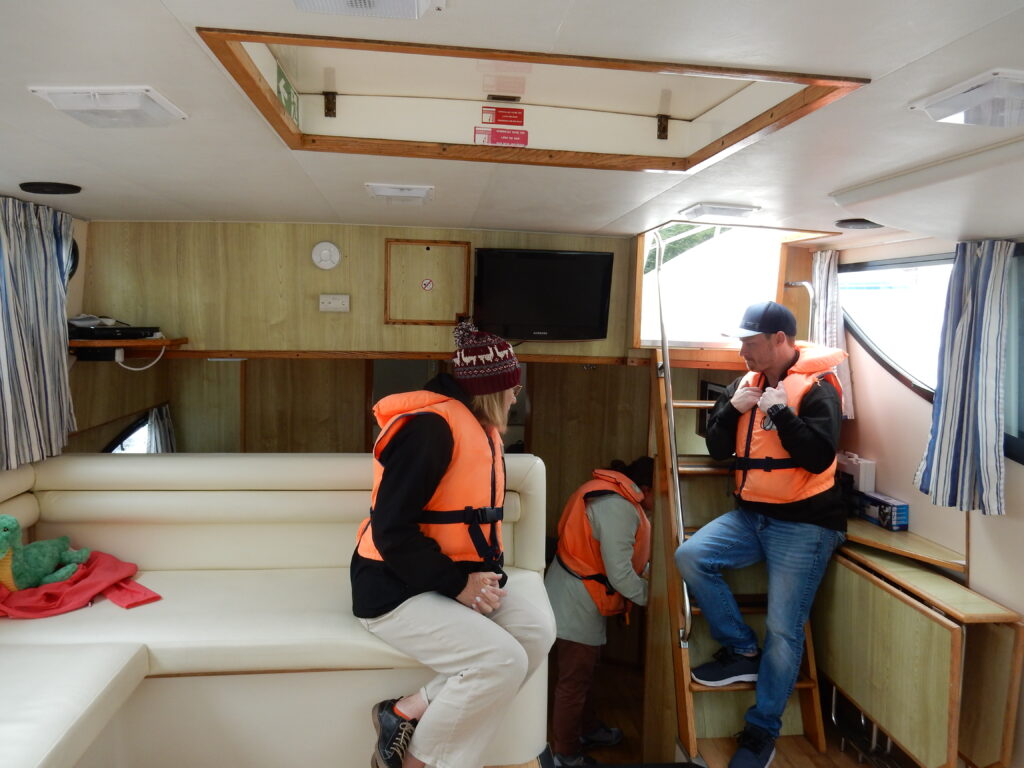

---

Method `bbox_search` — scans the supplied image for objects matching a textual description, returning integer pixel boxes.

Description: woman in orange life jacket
[351,320,556,768]
[546,456,654,767]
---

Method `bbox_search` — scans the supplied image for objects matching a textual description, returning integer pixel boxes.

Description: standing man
[674,301,847,768]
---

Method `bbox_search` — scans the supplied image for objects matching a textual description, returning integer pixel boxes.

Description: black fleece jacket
[706,371,846,532]
[350,373,506,619]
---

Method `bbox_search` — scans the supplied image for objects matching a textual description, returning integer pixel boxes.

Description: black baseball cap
[724,301,797,338]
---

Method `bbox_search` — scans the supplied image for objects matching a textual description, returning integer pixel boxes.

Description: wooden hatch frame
[198,27,868,173]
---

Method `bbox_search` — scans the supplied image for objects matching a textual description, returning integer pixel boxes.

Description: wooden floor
[558,661,908,768]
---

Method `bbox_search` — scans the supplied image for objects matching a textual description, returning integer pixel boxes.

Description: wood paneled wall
[85,222,633,357]
[527,361,651,537]
[168,359,242,452]
[243,359,370,452]
[65,358,170,452]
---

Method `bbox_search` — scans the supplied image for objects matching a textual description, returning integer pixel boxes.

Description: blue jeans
[674,509,845,737]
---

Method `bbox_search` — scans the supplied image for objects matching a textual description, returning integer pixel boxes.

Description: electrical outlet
[114,348,125,362]
[319,294,350,312]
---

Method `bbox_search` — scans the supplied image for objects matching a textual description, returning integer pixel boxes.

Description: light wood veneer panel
[813,556,960,768]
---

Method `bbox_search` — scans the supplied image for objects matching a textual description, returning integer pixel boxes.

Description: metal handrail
[651,229,692,642]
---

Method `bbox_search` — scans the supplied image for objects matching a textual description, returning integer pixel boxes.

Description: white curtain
[146,404,177,453]
[810,249,855,419]
[0,197,76,470]
[915,240,1014,515]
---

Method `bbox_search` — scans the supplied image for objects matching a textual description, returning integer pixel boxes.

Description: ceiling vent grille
[293,0,441,19]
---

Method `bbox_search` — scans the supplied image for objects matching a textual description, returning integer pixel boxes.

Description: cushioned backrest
[0,465,39,531]
[31,453,546,572]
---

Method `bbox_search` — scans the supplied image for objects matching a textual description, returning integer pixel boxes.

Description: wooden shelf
[69,337,188,349]
[844,517,966,573]
[839,544,1018,624]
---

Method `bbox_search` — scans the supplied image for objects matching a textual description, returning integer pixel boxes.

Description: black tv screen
[472,248,614,341]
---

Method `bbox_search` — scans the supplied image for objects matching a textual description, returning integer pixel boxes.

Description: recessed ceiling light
[834,218,883,229]
[19,181,82,195]
[365,183,435,204]
[910,69,1024,127]
[678,202,760,220]
[293,0,444,19]
[28,85,187,128]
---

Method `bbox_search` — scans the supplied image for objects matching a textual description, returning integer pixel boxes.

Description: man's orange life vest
[555,469,651,617]
[734,342,846,505]
[356,391,505,566]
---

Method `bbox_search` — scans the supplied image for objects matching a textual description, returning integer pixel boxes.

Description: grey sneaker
[553,753,598,766]
[579,723,623,750]
[371,699,417,768]
[729,724,776,768]
[691,647,761,686]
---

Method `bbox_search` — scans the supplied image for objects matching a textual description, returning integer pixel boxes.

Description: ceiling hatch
[199,28,867,173]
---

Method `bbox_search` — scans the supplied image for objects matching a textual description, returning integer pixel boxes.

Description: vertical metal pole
[652,230,692,641]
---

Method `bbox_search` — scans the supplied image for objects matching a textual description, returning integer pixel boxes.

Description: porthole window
[838,255,954,393]
[103,415,151,453]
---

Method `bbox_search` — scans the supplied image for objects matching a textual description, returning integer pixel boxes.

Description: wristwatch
[767,403,788,421]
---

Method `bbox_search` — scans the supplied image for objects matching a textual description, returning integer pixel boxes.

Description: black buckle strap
[555,553,616,596]
[420,506,504,524]
[733,456,799,472]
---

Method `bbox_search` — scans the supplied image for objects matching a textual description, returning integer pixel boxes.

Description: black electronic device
[472,248,614,341]
[68,324,160,340]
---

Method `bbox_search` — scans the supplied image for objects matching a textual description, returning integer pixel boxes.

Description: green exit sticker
[276,63,300,126]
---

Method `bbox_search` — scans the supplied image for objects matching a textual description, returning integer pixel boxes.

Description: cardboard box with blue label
[856,490,909,531]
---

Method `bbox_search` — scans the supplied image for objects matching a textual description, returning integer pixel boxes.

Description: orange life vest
[555,469,651,617]
[356,391,505,566]
[734,342,846,504]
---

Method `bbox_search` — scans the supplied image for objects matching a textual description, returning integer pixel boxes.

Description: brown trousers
[551,637,603,755]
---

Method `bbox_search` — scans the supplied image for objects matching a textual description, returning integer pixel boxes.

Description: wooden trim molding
[196,27,867,174]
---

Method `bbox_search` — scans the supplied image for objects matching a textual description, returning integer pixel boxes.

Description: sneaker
[371,699,418,768]
[691,647,761,686]
[579,723,623,750]
[553,753,598,766]
[728,724,776,768]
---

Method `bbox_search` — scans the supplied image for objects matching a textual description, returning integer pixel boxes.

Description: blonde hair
[471,390,510,434]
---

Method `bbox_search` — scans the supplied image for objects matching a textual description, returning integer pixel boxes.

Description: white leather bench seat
[0,567,547,676]
[0,643,148,768]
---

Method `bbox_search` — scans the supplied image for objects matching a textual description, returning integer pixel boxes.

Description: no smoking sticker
[421,278,434,291]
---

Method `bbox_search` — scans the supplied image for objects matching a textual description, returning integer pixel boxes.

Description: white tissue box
[836,451,875,493]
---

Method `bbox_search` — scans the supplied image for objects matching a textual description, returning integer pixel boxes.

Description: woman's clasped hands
[457,570,506,614]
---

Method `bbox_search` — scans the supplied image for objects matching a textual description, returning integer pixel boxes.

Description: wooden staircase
[649,348,826,761]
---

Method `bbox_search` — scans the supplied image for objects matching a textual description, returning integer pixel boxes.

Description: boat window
[638,222,810,347]
[838,255,954,393]
[103,415,151,453]
[1007,249,1023,464]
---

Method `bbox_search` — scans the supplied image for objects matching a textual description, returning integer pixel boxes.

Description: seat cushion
[0,643,147,768]
[0,567,546,676]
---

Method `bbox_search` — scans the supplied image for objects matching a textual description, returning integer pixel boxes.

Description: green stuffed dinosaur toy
[0,514,91,591]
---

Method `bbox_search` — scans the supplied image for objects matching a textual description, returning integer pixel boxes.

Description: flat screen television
[472,248,614,341]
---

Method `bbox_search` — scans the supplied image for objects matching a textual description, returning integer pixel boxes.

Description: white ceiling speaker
[293,0,444,19]
[28,86,187,128]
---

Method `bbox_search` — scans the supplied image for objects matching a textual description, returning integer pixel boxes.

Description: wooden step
[690,675,818,693]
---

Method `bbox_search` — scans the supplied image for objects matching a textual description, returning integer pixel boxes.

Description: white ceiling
[3,0,1024,244]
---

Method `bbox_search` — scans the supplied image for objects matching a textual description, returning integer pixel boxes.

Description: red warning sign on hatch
[473,126,529,147]
[481,106,525,126]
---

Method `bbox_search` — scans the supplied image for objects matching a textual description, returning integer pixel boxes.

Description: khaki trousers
[360,586,555,768]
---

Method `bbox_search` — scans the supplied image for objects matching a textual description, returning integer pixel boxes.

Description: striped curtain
[0,197,77,471]
[811,249,856,418]
[146,404,177,453]
[915,240,1014,515]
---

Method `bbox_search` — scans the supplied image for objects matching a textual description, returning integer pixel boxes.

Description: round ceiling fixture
[834,217,883,229]
[19,181,82,195]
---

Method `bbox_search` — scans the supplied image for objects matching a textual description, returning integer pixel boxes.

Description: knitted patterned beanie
[451,320,520,395]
